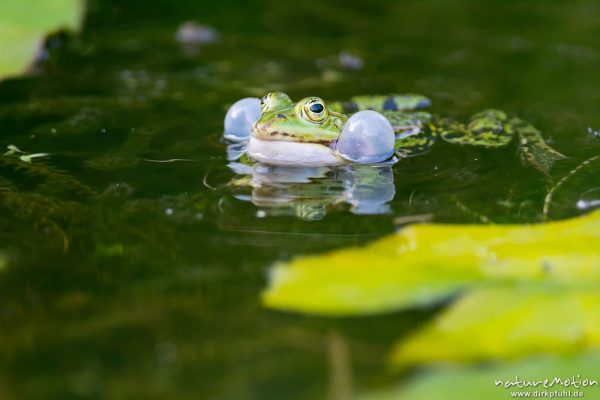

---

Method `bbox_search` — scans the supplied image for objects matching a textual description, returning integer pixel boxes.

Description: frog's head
[253,92,347,145]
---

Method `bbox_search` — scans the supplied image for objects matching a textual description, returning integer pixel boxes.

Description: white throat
[247,137,345,166]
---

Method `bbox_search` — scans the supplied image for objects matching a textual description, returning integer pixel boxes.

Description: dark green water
[1,0,599,398]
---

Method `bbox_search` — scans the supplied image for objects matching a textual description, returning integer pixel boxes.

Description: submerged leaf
[263,210,600,315]
[0,0,83,80]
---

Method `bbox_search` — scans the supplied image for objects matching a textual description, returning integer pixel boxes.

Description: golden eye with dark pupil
[302,98,328,123]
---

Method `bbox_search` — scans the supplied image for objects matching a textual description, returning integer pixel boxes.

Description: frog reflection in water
[224,92,565,174]
[227,161,395,221]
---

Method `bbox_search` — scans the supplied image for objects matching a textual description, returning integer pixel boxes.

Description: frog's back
[329,94,431,114]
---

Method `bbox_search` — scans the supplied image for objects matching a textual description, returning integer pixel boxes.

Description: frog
[224,92,566,175]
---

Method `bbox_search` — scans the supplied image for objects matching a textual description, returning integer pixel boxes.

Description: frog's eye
[259,94,272,111]
[301,98,328,123]
[260,92,292,112]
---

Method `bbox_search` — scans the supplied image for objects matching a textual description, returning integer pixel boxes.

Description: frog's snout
[252,120,277,138]
[251,121,263,137]
[253,121,268,133]
[254,113,287,135]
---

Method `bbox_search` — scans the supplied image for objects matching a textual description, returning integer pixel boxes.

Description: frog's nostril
[277,114,287,119]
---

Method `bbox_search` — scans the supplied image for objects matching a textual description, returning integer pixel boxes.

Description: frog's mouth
[247,137,344,166]
[252,122,336,146]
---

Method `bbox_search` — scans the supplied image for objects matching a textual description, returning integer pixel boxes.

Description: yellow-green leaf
[360,352,600,400]
[263,210,600,315]
[0,0,84,80]
[391,287,600,367]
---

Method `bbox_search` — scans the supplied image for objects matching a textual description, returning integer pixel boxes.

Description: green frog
[224,92,565,174]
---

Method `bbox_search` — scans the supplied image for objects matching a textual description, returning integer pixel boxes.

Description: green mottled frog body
[244,92,565,173]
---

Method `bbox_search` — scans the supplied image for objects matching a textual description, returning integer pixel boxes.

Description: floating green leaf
[263,211,600,399]
[360,352,600,400]
[0,0,83,80]
[263,210,600,316]
[391,287,600,367]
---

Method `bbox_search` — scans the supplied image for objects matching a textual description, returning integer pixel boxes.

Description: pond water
[1,0,600,398]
